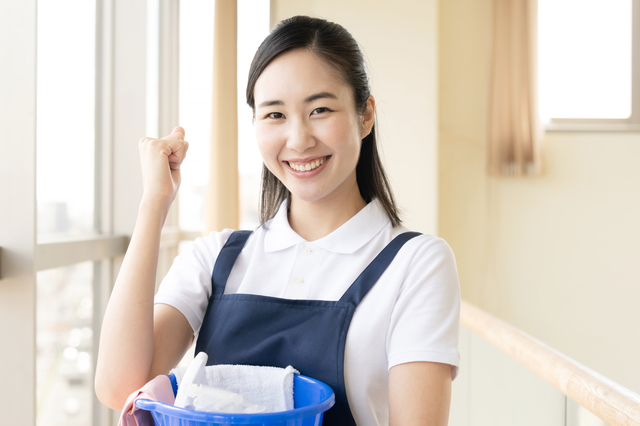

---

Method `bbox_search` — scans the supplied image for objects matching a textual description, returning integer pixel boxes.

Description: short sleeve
[386,236,461,379]
[154,229,235,338]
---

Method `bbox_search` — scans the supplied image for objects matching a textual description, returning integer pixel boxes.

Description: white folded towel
[171,363,299,413]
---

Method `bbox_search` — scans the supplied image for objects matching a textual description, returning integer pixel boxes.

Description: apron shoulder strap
[211,230,253,297]
[339,231,421,306]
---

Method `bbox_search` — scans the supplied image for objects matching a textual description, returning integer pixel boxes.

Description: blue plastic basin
[135,374,335,426]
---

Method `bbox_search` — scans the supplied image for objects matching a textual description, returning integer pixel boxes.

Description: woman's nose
[286,119,316,152]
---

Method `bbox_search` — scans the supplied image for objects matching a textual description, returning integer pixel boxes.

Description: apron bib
[195,230,420,425]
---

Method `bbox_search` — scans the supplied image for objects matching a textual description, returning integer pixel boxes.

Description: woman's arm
[95,127,192,409]
[389,361,452,426]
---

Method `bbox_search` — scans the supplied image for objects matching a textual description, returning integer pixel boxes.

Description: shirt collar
[263,198,391,254]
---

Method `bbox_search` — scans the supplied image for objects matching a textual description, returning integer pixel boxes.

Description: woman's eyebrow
[304,92,338,103]
[257,99,284,108]
[257,92,338,109]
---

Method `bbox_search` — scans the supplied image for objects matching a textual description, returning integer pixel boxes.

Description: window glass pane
[37,262,94,426]
[37,0,96,238]
[238,0,270,230]
[538,0,632,119]
[178,0,214,232]
[178,0,269,232]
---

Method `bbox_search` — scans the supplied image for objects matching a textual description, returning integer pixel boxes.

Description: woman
[96,15,460,425]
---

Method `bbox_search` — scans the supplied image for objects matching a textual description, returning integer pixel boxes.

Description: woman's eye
[311,107,330,115]
[267,112,284,119]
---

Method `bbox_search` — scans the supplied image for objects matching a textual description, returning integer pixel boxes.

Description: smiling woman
[253,49,374,239]
[246,18,401,232]
[96,15,460,426]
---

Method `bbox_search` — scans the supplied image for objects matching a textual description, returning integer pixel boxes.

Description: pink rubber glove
[118,375,175,426]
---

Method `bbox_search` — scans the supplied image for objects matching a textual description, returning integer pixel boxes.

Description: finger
[172,126,185,139]
[168,148,188,168]
[166,139,188,157]
[163,126,185,141]
[168,140,189,169]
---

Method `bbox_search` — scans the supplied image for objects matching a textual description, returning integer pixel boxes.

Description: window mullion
[159,0,181,231]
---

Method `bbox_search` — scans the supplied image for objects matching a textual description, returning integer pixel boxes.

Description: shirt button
[295,277,304,285]
[302,246,311,255]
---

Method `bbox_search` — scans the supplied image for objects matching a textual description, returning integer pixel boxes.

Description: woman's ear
[360,95,376,139]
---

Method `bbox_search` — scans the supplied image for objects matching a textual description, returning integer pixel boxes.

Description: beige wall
[440,0,640,393]
[271,0,439,234]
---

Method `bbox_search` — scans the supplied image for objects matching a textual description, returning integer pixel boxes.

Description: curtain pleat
[488,0,542,176]
[206,0,239,232]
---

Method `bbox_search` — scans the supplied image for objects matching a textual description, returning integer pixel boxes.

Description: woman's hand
[139,125,189,210]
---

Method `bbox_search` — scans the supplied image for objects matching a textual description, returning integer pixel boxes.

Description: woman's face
[253,49,374,206]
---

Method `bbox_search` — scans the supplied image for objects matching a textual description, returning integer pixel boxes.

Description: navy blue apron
[195,230,420,425]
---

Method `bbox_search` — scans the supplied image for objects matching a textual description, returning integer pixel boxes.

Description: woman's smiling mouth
[286,156,330,172]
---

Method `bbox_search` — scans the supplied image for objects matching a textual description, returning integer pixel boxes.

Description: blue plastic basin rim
[134,374,335,424]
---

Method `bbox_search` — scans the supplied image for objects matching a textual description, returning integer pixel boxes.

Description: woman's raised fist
[138,126,189,208]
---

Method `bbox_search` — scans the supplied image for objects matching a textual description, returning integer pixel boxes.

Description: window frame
[1,0,186,424]
[543,0,640,132]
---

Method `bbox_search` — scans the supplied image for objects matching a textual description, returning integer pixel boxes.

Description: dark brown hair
[246,15,401,226]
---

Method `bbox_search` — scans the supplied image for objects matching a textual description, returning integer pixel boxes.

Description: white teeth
[289,157,326,172]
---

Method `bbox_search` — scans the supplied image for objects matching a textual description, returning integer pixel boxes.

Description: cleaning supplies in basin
[171,352,299,413]
[134,374,336,426]
[173,351,208,409]
[183,382,265,414]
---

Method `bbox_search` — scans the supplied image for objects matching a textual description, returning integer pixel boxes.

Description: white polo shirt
[155,198,460,425]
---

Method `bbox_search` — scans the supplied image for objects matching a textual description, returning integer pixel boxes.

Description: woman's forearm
[95,198,169,409]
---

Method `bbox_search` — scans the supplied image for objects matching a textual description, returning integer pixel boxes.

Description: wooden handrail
[461,300,640,426]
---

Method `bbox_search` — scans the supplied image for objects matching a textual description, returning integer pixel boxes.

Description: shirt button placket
[284,244,316,299]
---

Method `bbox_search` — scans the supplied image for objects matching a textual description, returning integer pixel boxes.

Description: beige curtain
[206,0,239,232]
[487,0,541,176]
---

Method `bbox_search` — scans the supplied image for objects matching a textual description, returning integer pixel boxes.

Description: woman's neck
[287,183,367,242]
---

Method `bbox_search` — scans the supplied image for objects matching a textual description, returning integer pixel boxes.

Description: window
[2,2,269,423]
[2,1,172,425]
[37,0,97,239]
[37,262,94,426]
[178,0,215,232]
[36,2,99,425]
[238,0,271,230]
[538,0,640,130]
[177,0,270,232]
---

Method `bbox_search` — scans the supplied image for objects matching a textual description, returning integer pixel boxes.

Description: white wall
[271,0,439,234]
[440,0,640,394]
[0,1,37,424]
[450,326,567,426]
